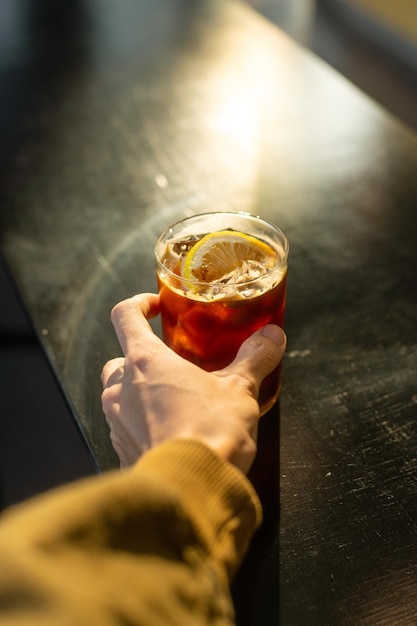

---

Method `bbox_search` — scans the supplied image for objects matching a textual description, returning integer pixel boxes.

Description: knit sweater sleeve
[0,439,262,626]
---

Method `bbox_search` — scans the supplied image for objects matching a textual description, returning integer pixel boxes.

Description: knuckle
[251,335,280,367]
[228,372,258,397]
[110,300,125,323]
[101,386,117,410]
[111,296,139,322]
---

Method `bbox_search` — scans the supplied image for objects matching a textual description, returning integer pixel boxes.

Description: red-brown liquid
[158,271,287,414]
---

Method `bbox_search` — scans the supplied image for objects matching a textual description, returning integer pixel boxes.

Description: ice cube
[171,235,201,256]
[214,259,271,285]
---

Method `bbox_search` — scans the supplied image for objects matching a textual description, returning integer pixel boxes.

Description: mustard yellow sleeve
[0,440,262,626]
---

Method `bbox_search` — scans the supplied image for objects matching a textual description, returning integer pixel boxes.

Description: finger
[101,357,125,388]
[222,324,287,397]
[111,293,161,356]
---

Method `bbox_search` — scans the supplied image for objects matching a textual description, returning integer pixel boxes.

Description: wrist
[134,439,262,577]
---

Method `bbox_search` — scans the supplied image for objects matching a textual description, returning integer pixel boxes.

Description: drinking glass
[155,212,288,414]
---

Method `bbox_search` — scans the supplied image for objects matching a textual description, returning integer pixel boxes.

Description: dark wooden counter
[1,1,417,624]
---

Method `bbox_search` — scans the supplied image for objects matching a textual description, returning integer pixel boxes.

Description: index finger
[111,293,161,356]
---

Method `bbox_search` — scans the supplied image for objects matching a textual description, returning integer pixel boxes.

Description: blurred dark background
[1,0,416,508]
[251,0,417,133]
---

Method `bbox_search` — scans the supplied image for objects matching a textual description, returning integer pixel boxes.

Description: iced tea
[155,212,288,414]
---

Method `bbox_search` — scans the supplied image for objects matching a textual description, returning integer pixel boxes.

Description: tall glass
[155,212,288,414]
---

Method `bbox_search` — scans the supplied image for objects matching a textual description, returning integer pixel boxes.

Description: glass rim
[155,211,289,289]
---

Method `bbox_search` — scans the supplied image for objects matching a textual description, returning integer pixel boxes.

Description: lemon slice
[183,230,276,283]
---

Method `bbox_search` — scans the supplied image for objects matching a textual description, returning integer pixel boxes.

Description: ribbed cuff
[133,439,262,578]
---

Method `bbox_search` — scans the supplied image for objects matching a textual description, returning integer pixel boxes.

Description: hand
[101,293,286,474]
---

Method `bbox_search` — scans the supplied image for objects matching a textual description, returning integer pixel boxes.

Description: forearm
[0,440,261,626]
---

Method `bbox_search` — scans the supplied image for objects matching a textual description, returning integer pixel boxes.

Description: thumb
[222,325,287,398]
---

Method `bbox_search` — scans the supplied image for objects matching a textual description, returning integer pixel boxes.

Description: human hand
[101,293,286,474]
